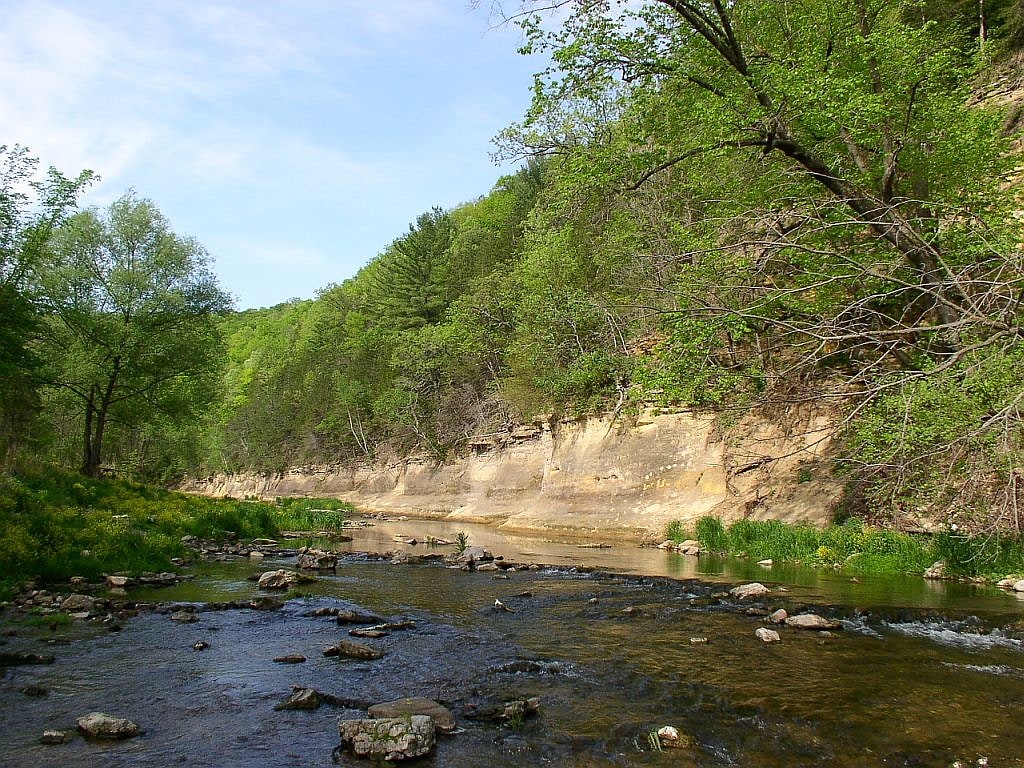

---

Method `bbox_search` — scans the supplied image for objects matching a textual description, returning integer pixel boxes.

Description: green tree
[37,193,231,477]
[0,146,93,456]
[372,207,454,329]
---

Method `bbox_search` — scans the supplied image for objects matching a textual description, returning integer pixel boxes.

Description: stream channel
[2,517,1023,767]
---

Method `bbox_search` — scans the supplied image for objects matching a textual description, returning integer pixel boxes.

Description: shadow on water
[2,520,1023,768]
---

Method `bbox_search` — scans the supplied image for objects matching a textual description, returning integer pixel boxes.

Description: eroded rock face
[76,712,140,739]
[181,408,843,540]
[337,715,436,761]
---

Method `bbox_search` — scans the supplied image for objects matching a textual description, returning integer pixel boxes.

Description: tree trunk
[81,357,121,478]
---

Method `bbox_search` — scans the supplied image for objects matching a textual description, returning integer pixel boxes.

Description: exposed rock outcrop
[182,407,842,539]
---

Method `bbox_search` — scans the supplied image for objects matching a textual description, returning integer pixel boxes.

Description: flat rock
[170,610,199,623]
[338,715,436,761]
[730,582,770,600]
[40,730,72,745]
[336,609,386,625]
[368,697,456,735]
[77,712,140,739]
[785,613,841,631]
[324,639,384,660]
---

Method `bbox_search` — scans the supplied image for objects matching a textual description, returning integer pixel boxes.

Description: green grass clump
[0,467,289,587]
[274,497,352,531]
[666,514,1020,578]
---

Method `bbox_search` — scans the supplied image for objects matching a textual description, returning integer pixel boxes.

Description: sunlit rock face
[183,406,842,539]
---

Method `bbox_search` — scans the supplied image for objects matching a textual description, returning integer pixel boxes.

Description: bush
[695,516,728,551]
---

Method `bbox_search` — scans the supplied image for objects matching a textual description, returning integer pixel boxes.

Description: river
[1,518,1022,767]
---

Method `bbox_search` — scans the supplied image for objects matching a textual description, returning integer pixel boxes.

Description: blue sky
[1,1,544,309]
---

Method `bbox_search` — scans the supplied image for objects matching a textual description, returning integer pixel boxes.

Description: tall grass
[666,515,1019,578]
[0,468,347,596]
[274,497,352,531]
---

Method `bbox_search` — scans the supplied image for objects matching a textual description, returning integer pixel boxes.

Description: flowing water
[2,520,1023,767]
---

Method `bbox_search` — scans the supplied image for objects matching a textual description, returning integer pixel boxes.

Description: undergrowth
[667,515,1024,579]
[0,467,352,597]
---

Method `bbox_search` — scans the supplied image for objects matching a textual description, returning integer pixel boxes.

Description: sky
[0,0,545,309]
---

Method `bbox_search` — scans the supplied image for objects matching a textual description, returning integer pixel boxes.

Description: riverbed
[2,520,1022,767]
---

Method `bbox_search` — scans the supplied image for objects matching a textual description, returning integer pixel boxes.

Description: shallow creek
[2,520,1023,767]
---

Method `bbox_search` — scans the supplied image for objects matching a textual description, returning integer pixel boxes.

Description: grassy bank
[667,516,1024,580]
[0,467,352,599]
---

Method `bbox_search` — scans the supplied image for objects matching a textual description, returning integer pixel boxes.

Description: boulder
[275,687,320,710]
[368,697,456,734]
[60,594,95,613]
[337,715,436,761]
[323,639,384,660]
[297,549,338,570]
[170,610,198,623]
[1014,579,1024,593]
[105,575,131,589]
[785,613,841,631]
[769,608,788,624]
[730,582,770,600]
[756,627,781,643]
[257,569,301,590]
[676,540,701,556]
[76,712,140,739]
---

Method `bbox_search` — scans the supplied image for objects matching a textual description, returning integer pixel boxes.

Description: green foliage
[682,515,964,575]
[273,497,352,531]
[455,531,470,553]
[664,519,687,542]
[34,192,231,478]
[0,467,287,586]
[694,516,728,552]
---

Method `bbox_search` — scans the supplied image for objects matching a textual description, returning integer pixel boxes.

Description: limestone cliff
[184,405,843,541]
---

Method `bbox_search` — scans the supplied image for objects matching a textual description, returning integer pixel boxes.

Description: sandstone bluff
[184,407,841,540]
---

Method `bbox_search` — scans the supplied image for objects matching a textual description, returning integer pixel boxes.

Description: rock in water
[656,725,693,748]
[730,582,770,600]
[275,687,321,710]
[296,549,338,570]
[39,730,72,745]
[337,715,436,761]
[756,627,782,643]
[77,712,141,739]
[257,569,302,590]
[785,613,841,631]
[368,697,456,735]
[323,639,385,660]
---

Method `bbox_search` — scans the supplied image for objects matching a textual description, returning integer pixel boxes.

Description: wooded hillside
[6,0,1024,536]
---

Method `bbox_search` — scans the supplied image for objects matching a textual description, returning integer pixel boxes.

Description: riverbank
[180,407,847,541]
